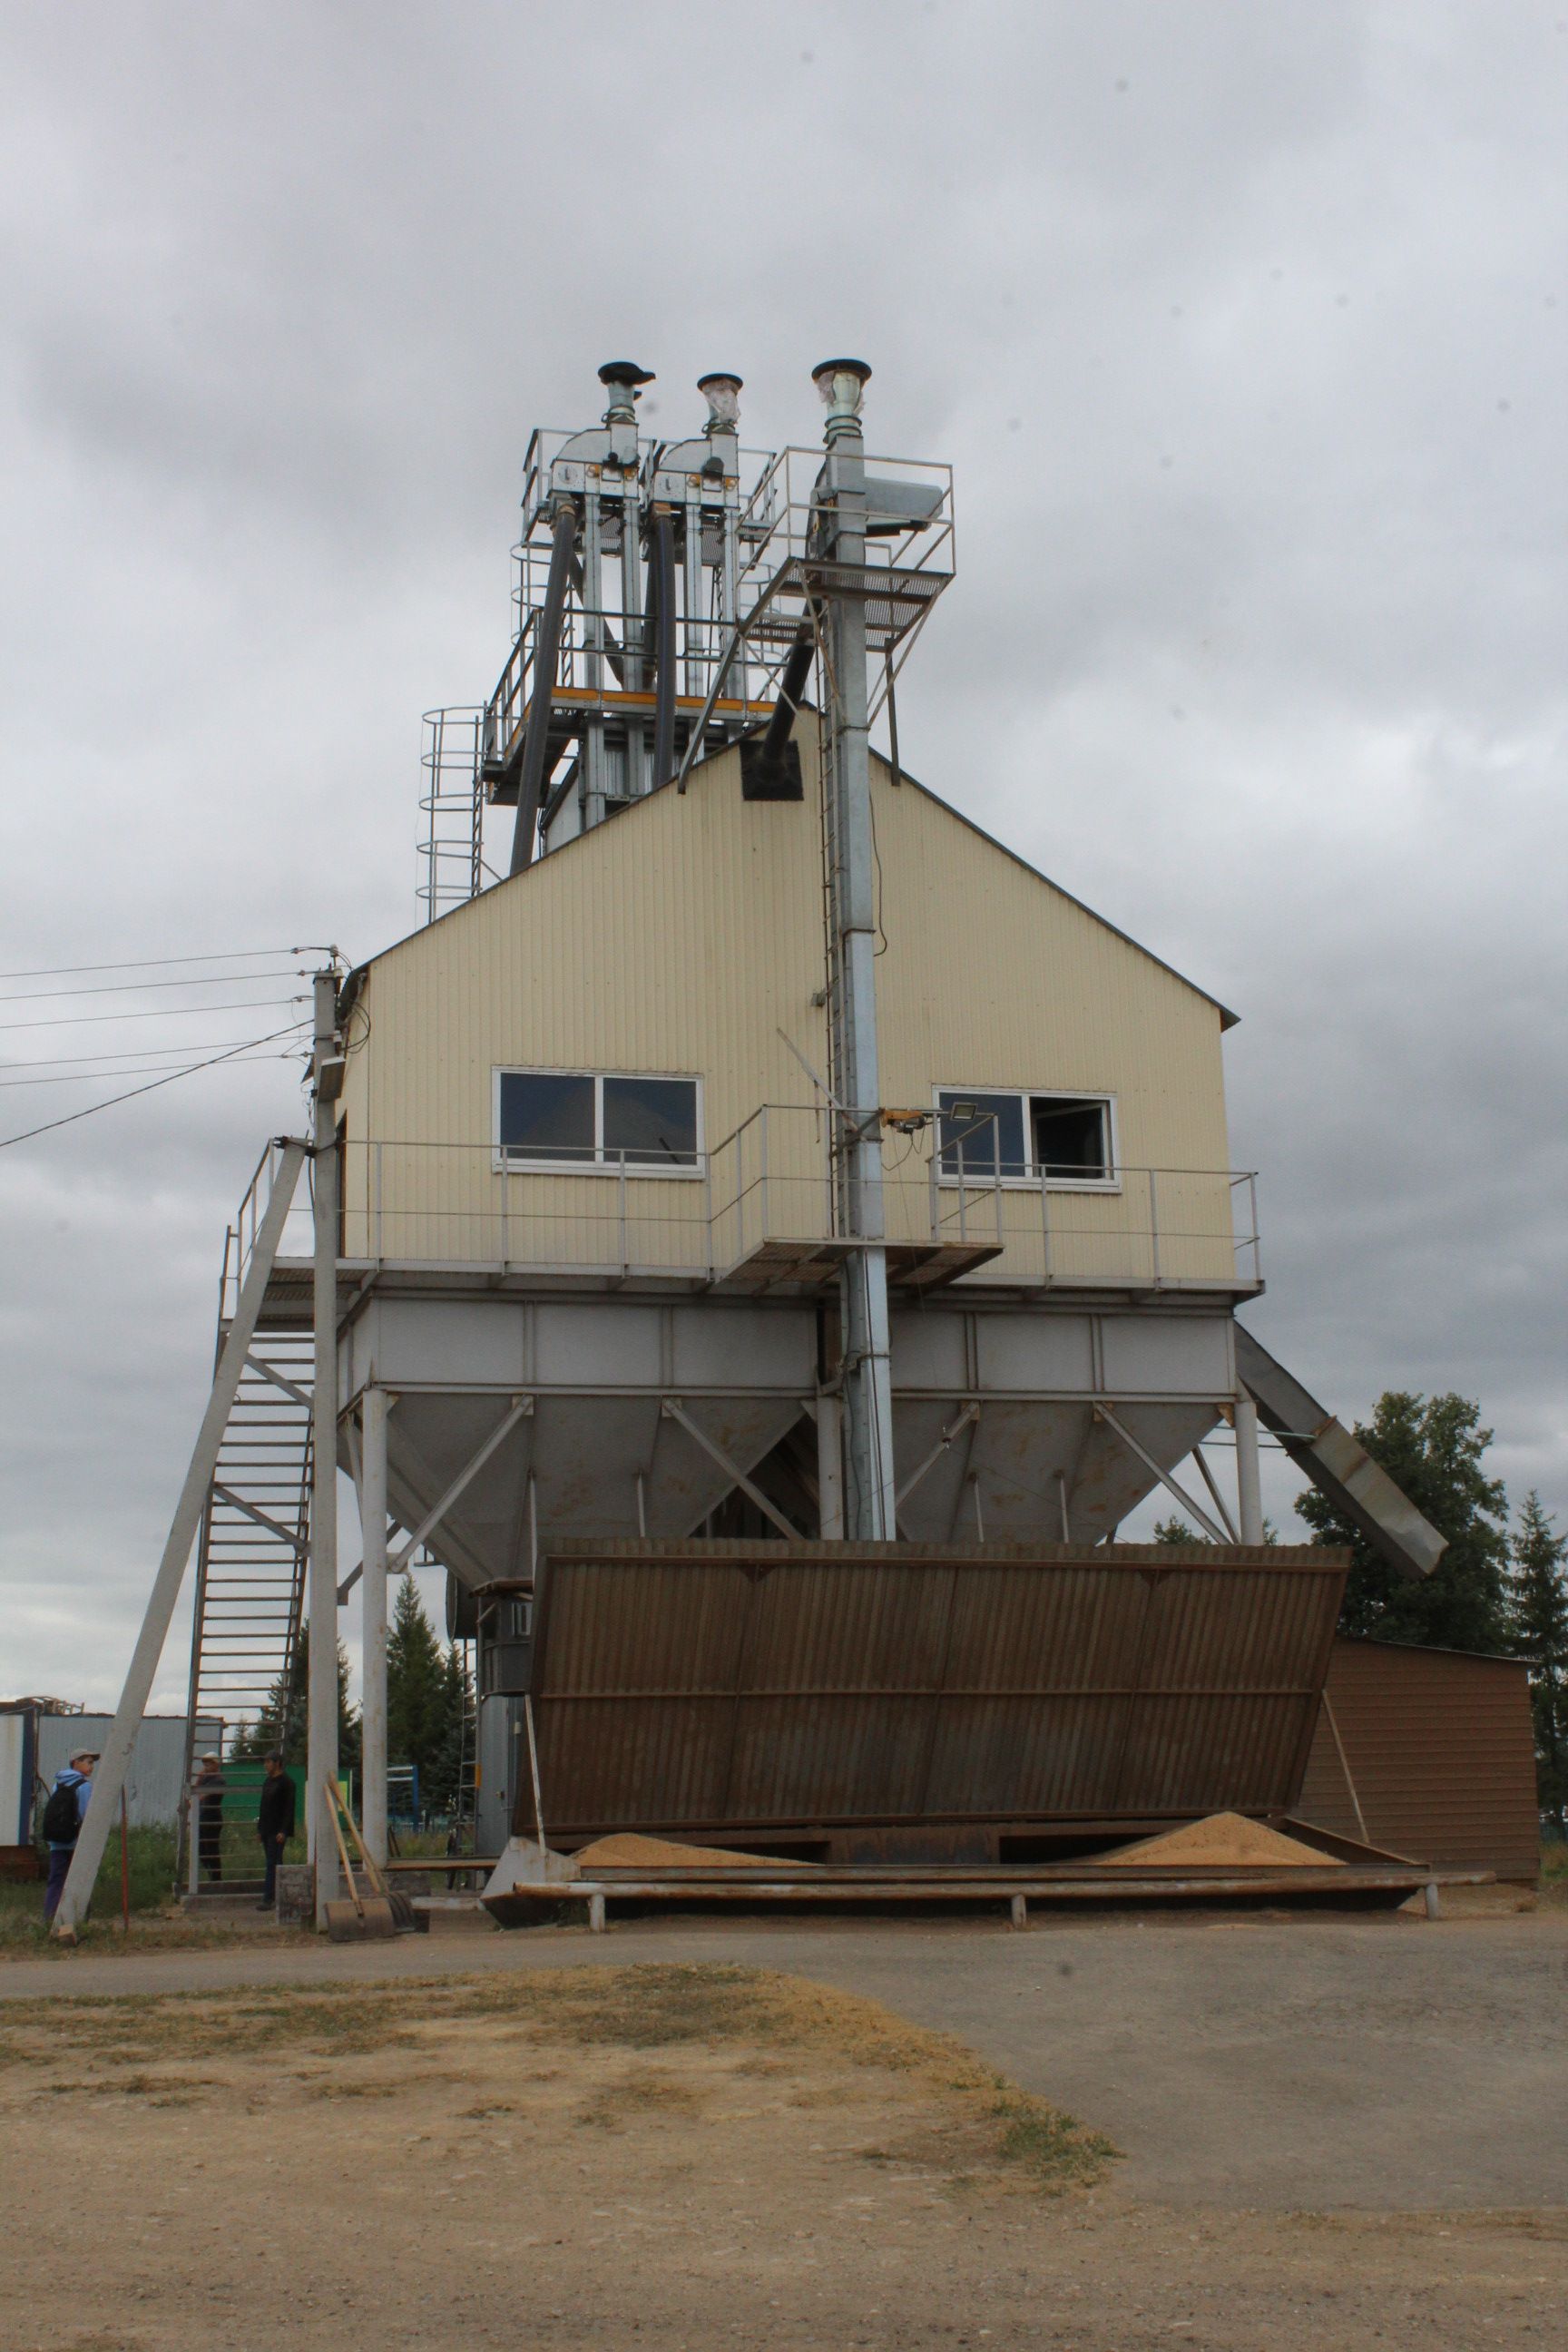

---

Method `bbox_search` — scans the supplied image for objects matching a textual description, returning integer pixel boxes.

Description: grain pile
[1101,1813,1342,1868]
[572,1833,820,1871]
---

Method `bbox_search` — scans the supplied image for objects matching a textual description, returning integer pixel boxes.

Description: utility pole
[814,359,897,1541]
[1234,1392,1265,1544]
[358,1382,390,1868]
[309,969,342,1925]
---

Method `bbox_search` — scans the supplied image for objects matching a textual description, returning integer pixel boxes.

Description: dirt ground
[1,1959,1564,2352]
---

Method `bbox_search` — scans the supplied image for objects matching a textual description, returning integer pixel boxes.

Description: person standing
[254,1754,296,1910]
[40,1749,97,1925]
[191,1753,228,1884]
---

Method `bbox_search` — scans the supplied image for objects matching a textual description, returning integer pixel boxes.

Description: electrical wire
[0,1023,310,1151]
[0,969,303,1006]
[0,995,305,1034]
[0,947,314,982]
[0,1049,305,1090]
[0,1037,310,1072]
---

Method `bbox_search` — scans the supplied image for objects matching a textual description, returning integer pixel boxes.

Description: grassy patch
[0,1963,1118,2194]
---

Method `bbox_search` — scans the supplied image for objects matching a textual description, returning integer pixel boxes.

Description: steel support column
[358,1384,390,1870]
[309,972,341,1925]
[1234,1393,1265,1544]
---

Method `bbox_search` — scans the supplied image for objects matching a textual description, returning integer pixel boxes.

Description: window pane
[603,1076,698,1166]
[1031,1096,1110,1179]
[497,1071,595,1162]
[936,1090,1026,1179]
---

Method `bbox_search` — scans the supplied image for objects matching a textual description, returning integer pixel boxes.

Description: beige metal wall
[340,735,1238,1279]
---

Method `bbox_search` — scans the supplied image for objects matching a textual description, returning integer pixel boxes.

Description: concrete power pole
[309,970,342,1925]
[815,359,897,1542]
[358,1382,390,1868]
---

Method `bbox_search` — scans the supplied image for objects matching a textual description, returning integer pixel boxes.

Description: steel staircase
[182,1320,313,1774]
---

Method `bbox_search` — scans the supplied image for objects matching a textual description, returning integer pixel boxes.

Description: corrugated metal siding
[34,1715,225,1829]
[341,741,1236,1280]
[526,1539,1346,1837]
[1298,1639,1540,1881]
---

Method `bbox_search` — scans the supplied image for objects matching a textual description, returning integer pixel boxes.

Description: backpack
[41,1779,83,1845]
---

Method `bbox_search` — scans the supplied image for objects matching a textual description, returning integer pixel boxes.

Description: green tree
[426,1640,475,1822]
[1507,1491,1568,1827]
[387,1576,448,1807]
[232,1621,360,1769]
[1296,1390,1509,1651]
[1152,1515,1202,1545]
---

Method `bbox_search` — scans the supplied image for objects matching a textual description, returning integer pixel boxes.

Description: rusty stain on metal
[523,1539,1348,1839]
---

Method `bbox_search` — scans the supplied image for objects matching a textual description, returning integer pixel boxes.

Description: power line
[0,946,335,981]
[0,1024,311,1151]
[0,995,305,1034]
[0,1036,313,1072]
[0,1048,306,1090]
[0,969,302,1006]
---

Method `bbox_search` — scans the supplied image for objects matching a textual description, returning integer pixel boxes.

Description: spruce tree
[428,1641,475,1822]
[1296,1390,1509,1651]
[232,1620,358,1768]
[387,1576,447,1808]
[1508,1491,1568,1827]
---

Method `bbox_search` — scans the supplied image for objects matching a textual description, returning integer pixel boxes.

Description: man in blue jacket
[41,1750,97,1925]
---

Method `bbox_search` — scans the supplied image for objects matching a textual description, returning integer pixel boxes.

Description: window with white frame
[936,1087,1116,1186]
[495,1069,701,1171]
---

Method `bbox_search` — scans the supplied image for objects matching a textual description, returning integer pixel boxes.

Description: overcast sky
[2,2,1563,1711]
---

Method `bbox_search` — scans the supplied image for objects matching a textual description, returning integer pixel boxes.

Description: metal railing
[220,1137,315,1321]
[327,1106,1260,1293]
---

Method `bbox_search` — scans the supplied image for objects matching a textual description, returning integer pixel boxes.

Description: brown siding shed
[1298,1637,1540,1882]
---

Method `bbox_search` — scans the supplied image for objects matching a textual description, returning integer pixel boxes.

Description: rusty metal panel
[527,1539,1348,1838]
[1298,1638,1540,1881]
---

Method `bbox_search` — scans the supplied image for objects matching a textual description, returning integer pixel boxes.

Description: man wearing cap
[191,1752,228,1884]
[41,1750,97,1925]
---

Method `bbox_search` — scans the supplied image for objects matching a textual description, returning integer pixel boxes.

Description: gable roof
[348,734,1239,1030]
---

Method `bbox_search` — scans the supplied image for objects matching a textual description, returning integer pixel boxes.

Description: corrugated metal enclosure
[524,1539,1348,1850]
[32,1714,225,1831]
[1298,1639,1540,1883]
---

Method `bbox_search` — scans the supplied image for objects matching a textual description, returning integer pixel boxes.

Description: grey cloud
[1,0,1563,1702]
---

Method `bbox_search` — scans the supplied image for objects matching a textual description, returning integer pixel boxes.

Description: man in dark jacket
[41,1750,97,1924]
[255,1754,296,1909]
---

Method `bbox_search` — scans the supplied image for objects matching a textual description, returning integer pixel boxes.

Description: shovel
[335,1787,416,1933]
[323,1786,396,1943]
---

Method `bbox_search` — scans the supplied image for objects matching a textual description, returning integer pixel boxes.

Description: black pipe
[508,504,577,876]
[649,513,677,790]
[760,619,817,768]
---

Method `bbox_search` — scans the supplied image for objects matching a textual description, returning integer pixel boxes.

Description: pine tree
[1152,1515,1202,1545]
[427,1641,475,1822]
[1507,1492,1568,1827]
[1296,1390,1510,1652]
[387,1577,448,1807]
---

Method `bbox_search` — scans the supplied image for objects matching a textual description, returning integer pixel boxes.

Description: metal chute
[1234,1325,1446,1582]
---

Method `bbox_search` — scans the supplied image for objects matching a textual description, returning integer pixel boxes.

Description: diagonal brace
[896,1402,980,1507]
[242,1353,311,1410]
[211,1482,306,1552]
[662,1397,799,1540]
[388,1396,534,1573]
[1094,1406,1230,1545]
